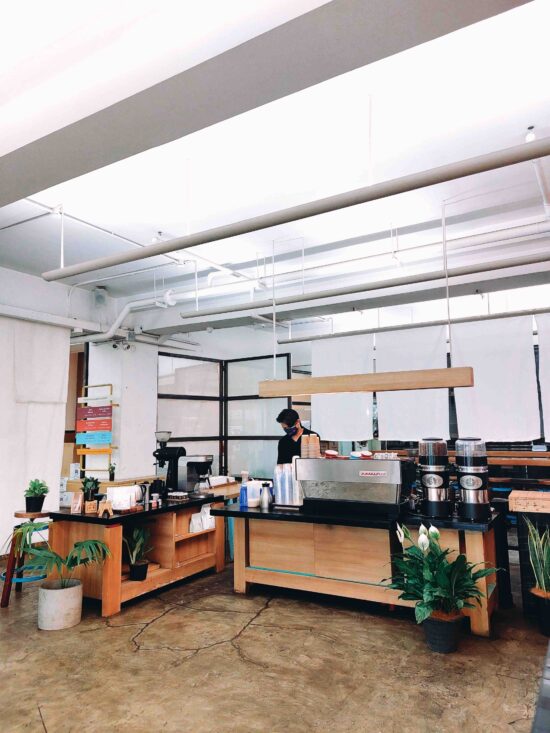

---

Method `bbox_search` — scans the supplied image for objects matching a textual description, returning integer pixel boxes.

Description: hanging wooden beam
[258,367,474,398]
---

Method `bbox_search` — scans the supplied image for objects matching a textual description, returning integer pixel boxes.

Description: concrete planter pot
[38,580,83,630]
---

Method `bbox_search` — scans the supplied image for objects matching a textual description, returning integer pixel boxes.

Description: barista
[276,408,319,464]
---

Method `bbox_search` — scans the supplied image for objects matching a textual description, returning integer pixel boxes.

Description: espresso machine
[294,457,416,518]
[418,438,453,519]
[455,437,491,521]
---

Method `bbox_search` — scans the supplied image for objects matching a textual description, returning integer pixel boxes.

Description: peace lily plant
[388,522,496,625]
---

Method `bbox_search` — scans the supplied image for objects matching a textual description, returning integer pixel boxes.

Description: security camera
[122,343,131,351]
[112,342,119,349]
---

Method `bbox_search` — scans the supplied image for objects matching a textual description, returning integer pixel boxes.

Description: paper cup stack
[301,434,321,458]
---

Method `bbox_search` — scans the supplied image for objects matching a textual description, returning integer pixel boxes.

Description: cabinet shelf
[175,527,216,542]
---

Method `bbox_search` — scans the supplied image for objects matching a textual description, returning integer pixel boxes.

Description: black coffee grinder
[153,431,186,491]
[418,437,453,518]
[456,437,491,521]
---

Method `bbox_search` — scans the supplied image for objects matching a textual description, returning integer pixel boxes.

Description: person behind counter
[276,408,319,464]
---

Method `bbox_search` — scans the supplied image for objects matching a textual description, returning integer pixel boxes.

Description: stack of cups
[301,434,321,458]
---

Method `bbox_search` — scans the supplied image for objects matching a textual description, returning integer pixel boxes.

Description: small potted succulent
[81,476,101,503]
[108,463,116,482]
[387,523,496,653]
[25,479,49,512]
[524,516,550,636]
[123,526,153,581]
[13,521,110,630]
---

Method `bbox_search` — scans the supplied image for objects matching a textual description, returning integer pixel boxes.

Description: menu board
[76,431,113,445]
[76,405,112,419]
[76,418,112,432]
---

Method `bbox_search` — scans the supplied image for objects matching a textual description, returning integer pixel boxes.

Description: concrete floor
[0,565,547,733]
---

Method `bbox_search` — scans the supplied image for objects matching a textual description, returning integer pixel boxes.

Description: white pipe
[532,159,550,218]
[80,289,193,343]
[278,306,550,345]
[261,219,550,285]
[179,249,550,322]
[42,137,550,282]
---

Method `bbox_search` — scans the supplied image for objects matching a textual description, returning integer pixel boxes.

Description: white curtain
[452,316,539,441]
[0,317,70,544]
[311,334,374,441]
[534,313,550,438]
[376,325,450,441]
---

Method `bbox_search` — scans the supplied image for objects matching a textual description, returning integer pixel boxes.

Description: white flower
[396,524,405,545]
[418,534,430,552]
[428,524,440,540]
[418,523,428,536]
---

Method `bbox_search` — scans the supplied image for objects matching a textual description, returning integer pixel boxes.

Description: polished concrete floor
[0,564,547,733]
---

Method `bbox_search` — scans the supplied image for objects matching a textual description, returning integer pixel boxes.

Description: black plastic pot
[423,615,462,653]
[129,562,148,581]
[531,590,550,637]
[25,495,45,512]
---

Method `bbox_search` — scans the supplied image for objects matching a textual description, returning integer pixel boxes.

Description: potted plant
[108,463,116,481]
[13,521,110,630]
[123,526,153,581]
[387,523,496,653]
[24,479,49,512]
[524,516,550,636]
[81,476,100,502]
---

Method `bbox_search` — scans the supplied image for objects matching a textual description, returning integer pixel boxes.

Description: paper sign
[76,405,112,420]
[70,493,83,514]
[76,418,112,432]
[76,431,112,445]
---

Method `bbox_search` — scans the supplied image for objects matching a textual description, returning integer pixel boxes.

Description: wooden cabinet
[48,502,225,617]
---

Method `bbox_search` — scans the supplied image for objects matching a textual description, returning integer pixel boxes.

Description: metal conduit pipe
[257,219,550,285]
[42,137,550,282]
[277,306,550,345]
[179,249,550,322]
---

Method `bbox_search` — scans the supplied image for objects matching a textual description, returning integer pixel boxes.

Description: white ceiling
[0,0,327,157]
[0,0,549,308]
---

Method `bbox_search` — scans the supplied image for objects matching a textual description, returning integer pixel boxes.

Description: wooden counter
[48,496,225,617]
[212,505,507,637]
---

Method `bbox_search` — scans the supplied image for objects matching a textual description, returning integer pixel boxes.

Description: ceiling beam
[0,0,526,209]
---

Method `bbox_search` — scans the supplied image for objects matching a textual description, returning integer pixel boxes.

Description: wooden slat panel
[313,525,392,583]
[249,520,314,574]
[509,490,550,513]
[259,367,474,397]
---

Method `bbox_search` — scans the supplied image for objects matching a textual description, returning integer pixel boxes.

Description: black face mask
[284,426,298,436]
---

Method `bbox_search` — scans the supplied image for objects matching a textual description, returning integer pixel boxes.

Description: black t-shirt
[277,427,318,464]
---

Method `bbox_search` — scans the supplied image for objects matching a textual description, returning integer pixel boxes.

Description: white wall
[87,341,158,479]
[0,265,115,322]
[0,317,69,546]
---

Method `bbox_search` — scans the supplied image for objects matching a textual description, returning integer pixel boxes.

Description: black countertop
[211,503,502,532]
[49,494,224,526]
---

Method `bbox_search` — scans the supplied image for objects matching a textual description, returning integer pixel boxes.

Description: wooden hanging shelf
[259,367,474,398]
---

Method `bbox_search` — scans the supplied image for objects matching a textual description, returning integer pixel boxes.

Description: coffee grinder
[153,431,186,491]
[418,437,453,518]
[456,437,491,521]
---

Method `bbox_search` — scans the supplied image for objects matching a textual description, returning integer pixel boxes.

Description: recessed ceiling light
[525,125,536,143]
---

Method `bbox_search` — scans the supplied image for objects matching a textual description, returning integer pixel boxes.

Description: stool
[1,512,49,608]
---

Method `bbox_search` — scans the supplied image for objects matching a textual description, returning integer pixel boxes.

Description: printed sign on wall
[76,418,112,432]
[76,405,113,420]
[76,431,113,445]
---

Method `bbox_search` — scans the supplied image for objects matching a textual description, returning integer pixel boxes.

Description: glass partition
[157,353,222,473]
[225,354,291,479]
